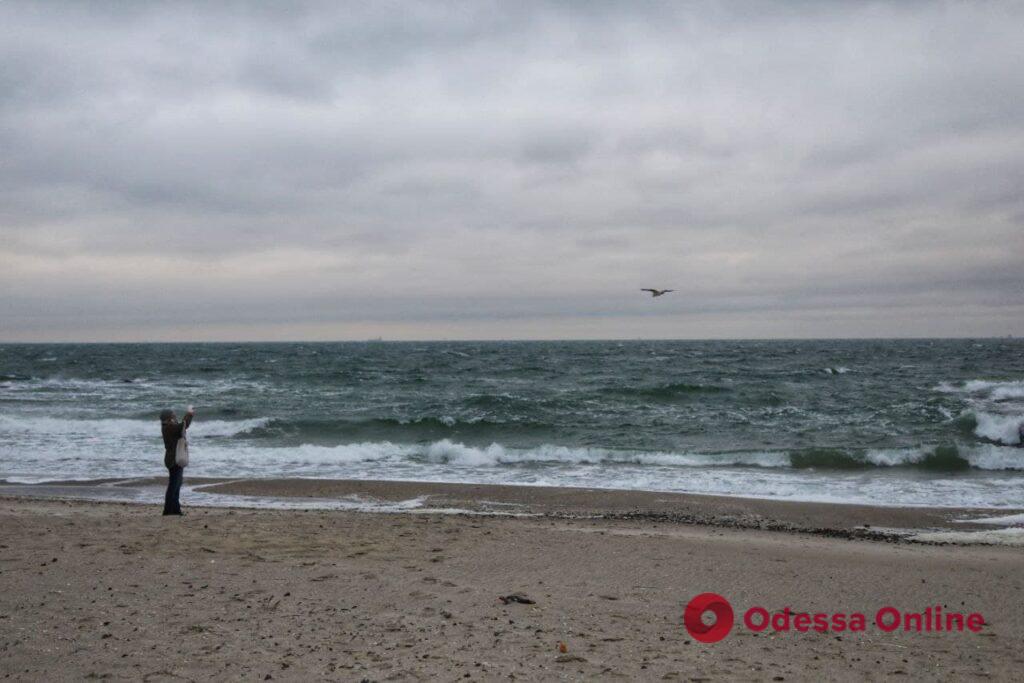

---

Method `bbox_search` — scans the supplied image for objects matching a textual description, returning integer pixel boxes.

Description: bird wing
[640,288,657,293]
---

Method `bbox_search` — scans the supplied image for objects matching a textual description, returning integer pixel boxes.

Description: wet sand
[1,483,1023,680]
[199,477,1018,536]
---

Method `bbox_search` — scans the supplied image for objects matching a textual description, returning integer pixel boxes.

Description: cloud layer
[2,1,1022,340]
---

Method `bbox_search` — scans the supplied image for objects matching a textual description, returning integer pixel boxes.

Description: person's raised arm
[183,405,195,429]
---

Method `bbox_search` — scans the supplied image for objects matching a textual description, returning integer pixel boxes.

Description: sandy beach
[2,481,1023,681]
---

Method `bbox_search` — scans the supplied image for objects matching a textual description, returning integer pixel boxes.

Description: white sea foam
[4,421,1019,474]
[909,528,1024,546]
[268,441,419,464]
[415,441,1020,471]
[933,378,1023,445]
[971,411,1022,445]
[0,415,271,438]
[425,440,507,466]
[3,423,1024,508]
[955,512,1024,527]
[420,439,792,468]
[862,449,928,466]
[6,440,1024,508]
[964,443,1024,469]
[936,379,1024,399]
[186,487,441,513]
[993,386,1024,401]
[868,444,1021,470]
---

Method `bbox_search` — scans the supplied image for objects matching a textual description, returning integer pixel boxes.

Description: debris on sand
[555,654,586,663]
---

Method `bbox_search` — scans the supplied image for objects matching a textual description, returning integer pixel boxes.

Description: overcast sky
[1,1,1022,341]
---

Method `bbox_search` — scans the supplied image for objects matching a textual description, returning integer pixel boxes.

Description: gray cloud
[1,0,1023,341]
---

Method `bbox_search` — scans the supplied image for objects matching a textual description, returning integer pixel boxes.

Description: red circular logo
[684,593,734,643]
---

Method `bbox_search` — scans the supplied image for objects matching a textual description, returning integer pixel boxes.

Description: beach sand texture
[2,484,1023,681]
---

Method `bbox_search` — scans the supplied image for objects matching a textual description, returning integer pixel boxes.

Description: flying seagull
[641,288,674,297]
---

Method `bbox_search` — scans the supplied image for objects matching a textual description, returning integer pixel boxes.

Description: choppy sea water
[1,340,1022,508]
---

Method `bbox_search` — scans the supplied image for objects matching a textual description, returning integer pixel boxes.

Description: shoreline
[5,473,1023,511]
[2,476,1022,544]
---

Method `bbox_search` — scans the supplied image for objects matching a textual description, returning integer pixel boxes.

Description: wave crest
[0,415,270,438]
[969,411,1023,445]
[936,379,1024,401]
[406,441,1022,472]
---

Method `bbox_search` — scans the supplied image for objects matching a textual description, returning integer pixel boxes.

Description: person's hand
[187,405,195,415]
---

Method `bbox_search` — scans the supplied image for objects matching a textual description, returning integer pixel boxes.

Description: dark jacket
[162,414,193,469]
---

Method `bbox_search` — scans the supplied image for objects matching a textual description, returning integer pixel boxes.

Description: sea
[1,339,1022,508]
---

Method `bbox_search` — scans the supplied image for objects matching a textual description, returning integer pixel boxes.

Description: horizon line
[0,334,1018,345]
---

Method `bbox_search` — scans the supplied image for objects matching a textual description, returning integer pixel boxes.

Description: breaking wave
[0,415,270,438]
[965,411,1023,446]
[199,439,1022,472]
[936,379,1024,401]
[938,378,1023,445]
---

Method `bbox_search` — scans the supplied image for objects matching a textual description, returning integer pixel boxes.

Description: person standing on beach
[160,406,194,516]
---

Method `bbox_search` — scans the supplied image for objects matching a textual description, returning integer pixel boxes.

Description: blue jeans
[163,465,183,515]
